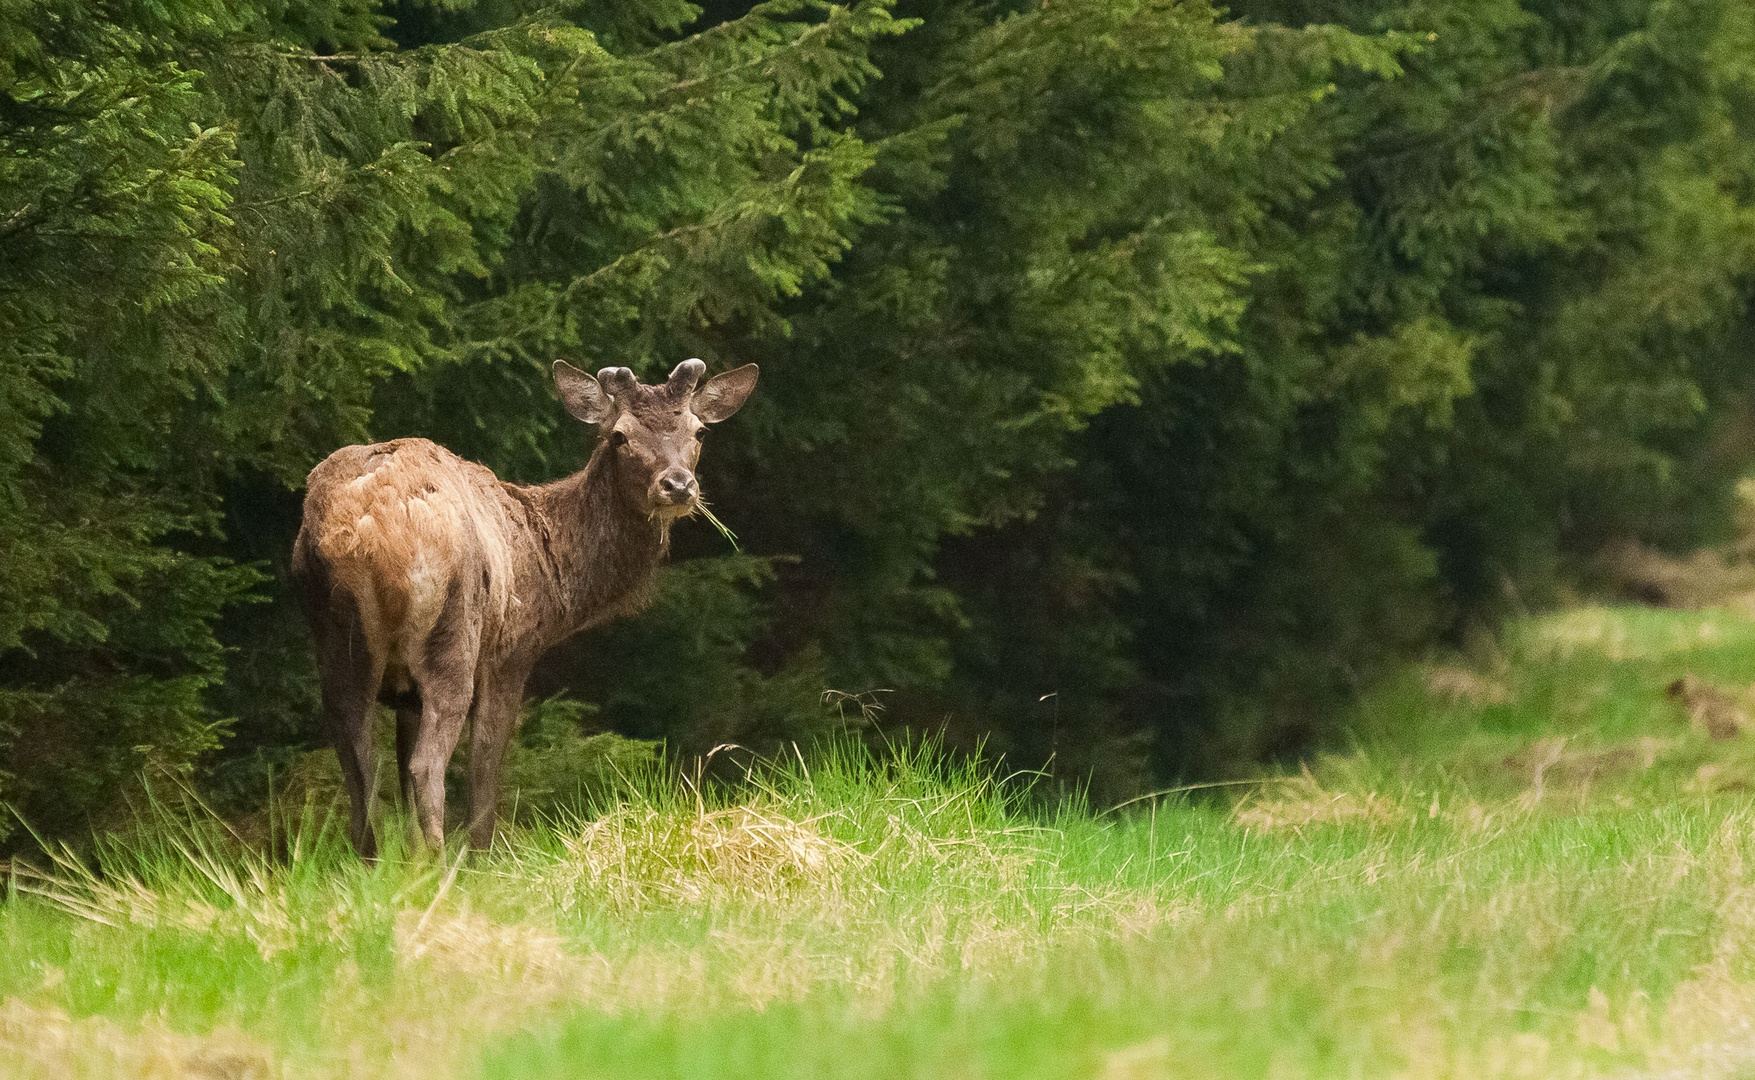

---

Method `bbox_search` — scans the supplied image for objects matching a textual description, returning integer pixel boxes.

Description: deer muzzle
[654,468,698,510]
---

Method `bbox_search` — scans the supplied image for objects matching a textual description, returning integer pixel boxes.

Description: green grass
[8,604,1755,1078]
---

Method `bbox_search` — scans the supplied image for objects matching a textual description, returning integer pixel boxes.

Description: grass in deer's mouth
[695,500,739,551]
[8,605,1755,1078]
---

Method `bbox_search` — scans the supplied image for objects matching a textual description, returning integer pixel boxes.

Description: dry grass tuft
[518,782,1186,1011]
[1596,536,1755,614]
[1232,772,1404,832]
[1425,664,1509,705]
[1498,736,1671,809]
[1636,819,1755,1078]
[0,999,274,1080]
[1098,1037,1172,1080]
[396,907,580,996]
[374,907,606,1079]
[1531,606,1752,663]
[546,802,856,913]
[14,841,302,962]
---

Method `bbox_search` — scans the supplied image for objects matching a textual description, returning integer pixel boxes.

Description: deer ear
[693,364,759,423]
[554,360,612,424]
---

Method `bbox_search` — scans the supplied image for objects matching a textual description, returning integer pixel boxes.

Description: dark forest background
[4,0,1755,841]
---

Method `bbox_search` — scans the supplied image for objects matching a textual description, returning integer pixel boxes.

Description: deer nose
[657,470,697,503]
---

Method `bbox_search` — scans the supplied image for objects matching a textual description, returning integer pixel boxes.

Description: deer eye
[608,430,629,448]
[693,428,706,441]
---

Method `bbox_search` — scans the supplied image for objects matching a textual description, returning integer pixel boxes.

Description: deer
[291,358,758,856]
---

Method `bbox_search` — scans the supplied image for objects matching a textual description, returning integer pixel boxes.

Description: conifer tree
[1,0,905,836]
[4,0,1754,832]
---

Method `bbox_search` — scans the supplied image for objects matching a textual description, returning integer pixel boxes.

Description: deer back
[298,438,522,662]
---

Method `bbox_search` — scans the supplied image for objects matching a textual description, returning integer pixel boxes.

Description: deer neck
[529,449,671,643]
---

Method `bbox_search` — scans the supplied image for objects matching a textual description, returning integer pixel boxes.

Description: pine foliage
[2,0,1754,837]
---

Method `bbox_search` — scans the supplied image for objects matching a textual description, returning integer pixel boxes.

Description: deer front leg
[466,671,528,851]
[394,701,424,846]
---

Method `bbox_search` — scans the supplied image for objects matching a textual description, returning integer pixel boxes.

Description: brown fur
[292,360,758,854]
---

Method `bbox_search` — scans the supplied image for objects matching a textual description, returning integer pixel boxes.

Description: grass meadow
[9,604,1755,1078]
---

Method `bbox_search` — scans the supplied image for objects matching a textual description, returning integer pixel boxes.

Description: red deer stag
[292,358,758,855]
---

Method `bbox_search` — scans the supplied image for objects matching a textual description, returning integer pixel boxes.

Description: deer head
[552,357,759,519]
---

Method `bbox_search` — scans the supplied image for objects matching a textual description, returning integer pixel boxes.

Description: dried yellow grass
[1531,606,1752,662]
[15,775,1755,1080]
[545,802,856,913]
[1425,664,1510,705]
[397,906,581,999]
[1501,735,1672,811]
[528,796,1183,1009]
[1232,772,1405,832]
[20,608,1755,1079]
[1098,1037,1172,1080]
[9,778,1186,1079]
[0,999,273,1080]
[1596,536,1755,614]
[1636,819,1755,1079]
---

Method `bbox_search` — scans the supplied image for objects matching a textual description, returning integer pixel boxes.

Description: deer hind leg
[405,684,470,850]
[404,589,481,850]
[313,596,386,860]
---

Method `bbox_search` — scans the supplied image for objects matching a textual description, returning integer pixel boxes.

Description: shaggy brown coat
[292,359,757,854]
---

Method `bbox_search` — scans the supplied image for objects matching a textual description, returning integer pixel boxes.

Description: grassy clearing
[8,605,1755,1078]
